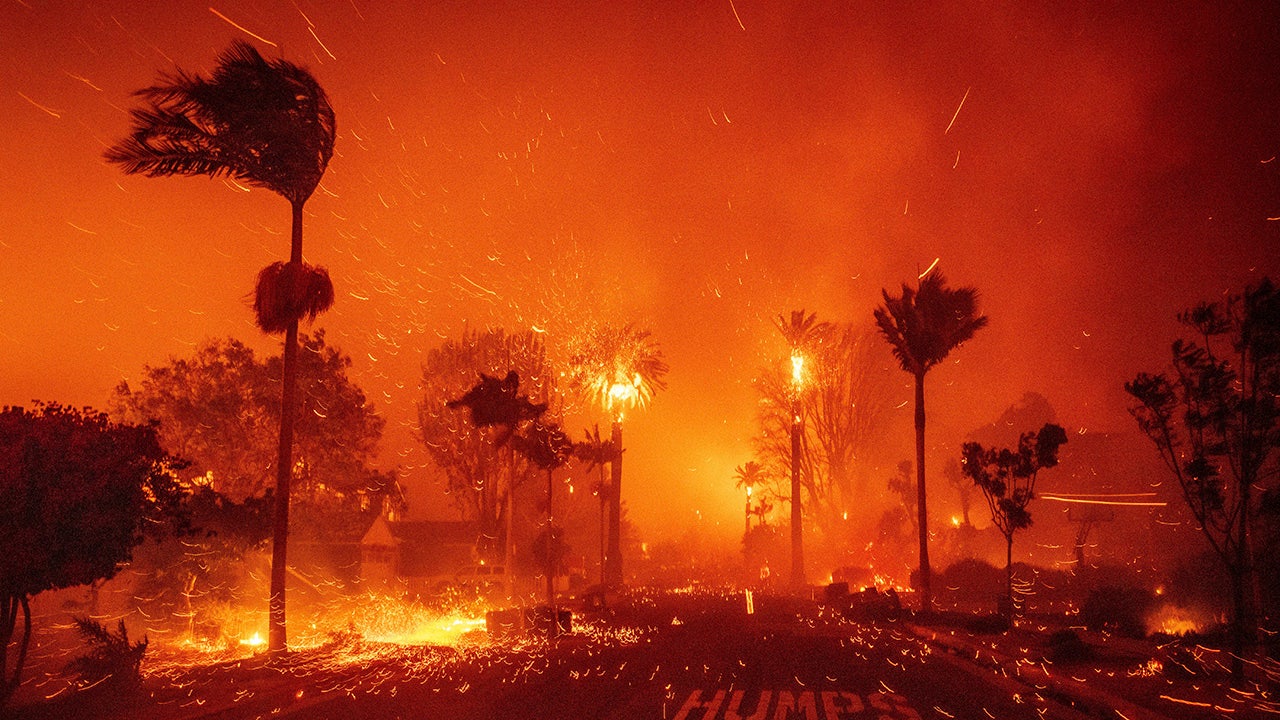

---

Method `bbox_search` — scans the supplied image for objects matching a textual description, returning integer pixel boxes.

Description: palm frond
[875,268,987,375]
[105,40,335,205]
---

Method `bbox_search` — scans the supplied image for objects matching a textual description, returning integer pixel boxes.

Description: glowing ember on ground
[366,615,488,646]
[238,631,266,647]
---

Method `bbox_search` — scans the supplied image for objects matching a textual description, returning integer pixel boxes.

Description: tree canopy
[0,403,188,705]
[1126,277,1280,678]
[419,328,559,559]
[962,422,1067,616]
[753,323,894,531]
[112,332,398,542]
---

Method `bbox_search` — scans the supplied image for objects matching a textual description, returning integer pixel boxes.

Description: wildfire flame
[1145,603,1210,637]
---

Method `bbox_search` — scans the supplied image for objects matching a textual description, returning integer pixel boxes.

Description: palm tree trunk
[915,371,931,615]
[606,419,623,587]
[1,595,31,707]
[505,443,516,598]
[599,463,607,586]
[268,201,305,656]
[269,321,298,655]
[790,396,805,589]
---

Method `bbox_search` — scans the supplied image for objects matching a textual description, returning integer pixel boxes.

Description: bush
[937,558,1003,602]
[963,613,1011,634]
[1080,586,1153,638]
[64,618,147,690]
[1044,629,1093,663]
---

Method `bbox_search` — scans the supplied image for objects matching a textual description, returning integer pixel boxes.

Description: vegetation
[0,403,187,707]
[1126,277,1280,678]
[753,322,894,554]
[1080,586,1154,639]
[961,423,1068,617]
[419,329,558,562]
[774,310,831,586]
[64,618,147,692]
[574,425,621,585]
[514,419,574,613]
[112,333,399,541]
[875,268,988,613]
[106,40,338,654]
[567,323,668,586]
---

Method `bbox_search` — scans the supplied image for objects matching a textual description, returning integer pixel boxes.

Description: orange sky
[2,1,1278,542]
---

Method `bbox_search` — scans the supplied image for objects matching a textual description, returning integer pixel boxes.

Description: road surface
[213,590,1084,720]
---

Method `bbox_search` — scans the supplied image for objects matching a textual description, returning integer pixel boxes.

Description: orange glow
[1145,603,1210,637]
[237,631,266,648]
[2,2,1277,561]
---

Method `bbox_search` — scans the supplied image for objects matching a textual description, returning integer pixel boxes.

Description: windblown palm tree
[105,41,336,654]
[874,269,987,614]
[775,310,830,588]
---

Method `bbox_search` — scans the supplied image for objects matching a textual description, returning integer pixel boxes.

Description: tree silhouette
[420,330,554,563]
[0,403,188,707]
[574,425,620,585]
[752,324,894,535]
[513,419,573,626]
[733,461,769,539]
[568,324,668,586]
[886,460,918,535]
[106,41,336,655]
[961,423,1067,617]
[874,268,988,613]
[1127,277,1280,680]
[448,368,549,590]
[774,310,831,588]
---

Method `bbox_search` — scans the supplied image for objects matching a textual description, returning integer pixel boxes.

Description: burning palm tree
[775,310,831,588]
[569,324,668,586]
[105,41,336,654]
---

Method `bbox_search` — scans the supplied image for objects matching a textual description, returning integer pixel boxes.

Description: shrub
[937,558,1003,601]
[1044,629,1093,663]
[64,618,147,690]
[963,613,1011,634]
[1080,586,1153,638]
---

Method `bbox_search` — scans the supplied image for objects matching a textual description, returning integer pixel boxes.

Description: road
[210,589,1084,720]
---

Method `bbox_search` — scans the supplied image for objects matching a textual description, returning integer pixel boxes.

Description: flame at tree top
[790,352,805,388]
[569,323,669,422]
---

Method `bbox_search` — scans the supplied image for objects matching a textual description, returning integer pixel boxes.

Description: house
[359,515,480,593]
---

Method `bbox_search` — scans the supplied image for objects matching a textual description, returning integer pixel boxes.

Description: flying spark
[944,86,970,134]
[209,7,279,47]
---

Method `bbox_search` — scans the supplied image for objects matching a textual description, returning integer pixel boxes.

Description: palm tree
[733,461,765,537]
[874,269,987,614]
[574,425,620,585]
[105,41,336,654]
[569,324,668,587]
[775,310,830,589]
[513,419,573,633]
